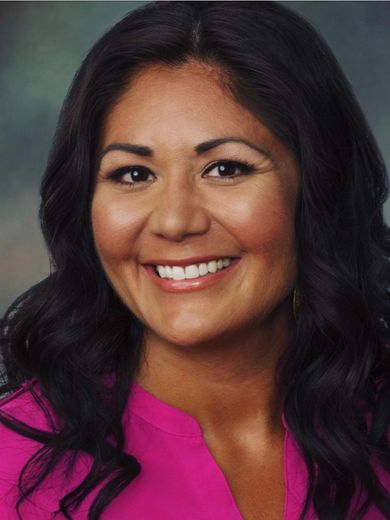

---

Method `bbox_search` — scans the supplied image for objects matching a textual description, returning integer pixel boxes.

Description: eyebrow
[99,136,270,161]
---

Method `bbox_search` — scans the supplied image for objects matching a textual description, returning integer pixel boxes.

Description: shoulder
[0,383,94,518]
[0,380,55,432]
[0,382,55,515]
[0,380,62,468]
[0,381,53,473]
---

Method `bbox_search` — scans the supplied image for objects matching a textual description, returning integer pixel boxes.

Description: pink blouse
[0,381,388,519]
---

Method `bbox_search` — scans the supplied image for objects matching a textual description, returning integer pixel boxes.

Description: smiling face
[91,60,299,349]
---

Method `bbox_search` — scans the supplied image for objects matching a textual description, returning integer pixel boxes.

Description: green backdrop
[1,1,389,313]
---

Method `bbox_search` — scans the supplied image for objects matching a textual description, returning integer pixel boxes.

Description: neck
[134,303,294,440]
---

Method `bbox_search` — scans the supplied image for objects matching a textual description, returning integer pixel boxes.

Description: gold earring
[293,288,300,321]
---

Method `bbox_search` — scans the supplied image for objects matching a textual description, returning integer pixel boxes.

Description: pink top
[0,381,388,519]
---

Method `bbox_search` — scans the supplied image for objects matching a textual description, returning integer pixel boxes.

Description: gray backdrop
[1,1,389,314]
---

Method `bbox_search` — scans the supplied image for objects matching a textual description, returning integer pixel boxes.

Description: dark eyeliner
[107,165,153,184]
[106,159,256,185]
[203,159,257,178]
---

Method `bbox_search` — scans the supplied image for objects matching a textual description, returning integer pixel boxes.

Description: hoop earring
[293,287,300,321]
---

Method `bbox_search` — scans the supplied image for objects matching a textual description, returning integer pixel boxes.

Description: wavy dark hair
[1,1,389,519]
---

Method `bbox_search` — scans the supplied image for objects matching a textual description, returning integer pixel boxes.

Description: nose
[148,173,211,241]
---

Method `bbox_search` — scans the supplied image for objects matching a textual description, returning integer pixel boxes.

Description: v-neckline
[127,381,291,520]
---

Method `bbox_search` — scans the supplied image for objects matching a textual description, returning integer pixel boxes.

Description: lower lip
[142,259,241,293]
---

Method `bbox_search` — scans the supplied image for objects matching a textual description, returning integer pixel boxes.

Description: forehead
[101,60,279,156]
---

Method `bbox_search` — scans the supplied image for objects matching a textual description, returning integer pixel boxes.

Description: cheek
[221,183,296,257]
[222,183,297,304]
[91,194,144,265]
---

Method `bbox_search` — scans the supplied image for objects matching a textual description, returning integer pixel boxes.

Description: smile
[142,257,241,293]
[154,258,232,280]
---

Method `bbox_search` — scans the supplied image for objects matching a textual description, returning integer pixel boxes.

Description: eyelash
[107,159,257,186]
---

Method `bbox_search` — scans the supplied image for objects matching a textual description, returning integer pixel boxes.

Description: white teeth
[156,266,167,278]
[171,266,185,280]
[199,263,208,276]
[207,261,217,273]
[154,258,232,279]
[185,265,200,279]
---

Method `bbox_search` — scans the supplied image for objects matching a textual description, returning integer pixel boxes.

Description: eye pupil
[131,168,148,181]
[218,163,235,176]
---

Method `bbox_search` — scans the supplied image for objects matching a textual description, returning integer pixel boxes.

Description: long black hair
[1,2,389,519]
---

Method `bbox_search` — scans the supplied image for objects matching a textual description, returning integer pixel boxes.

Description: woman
[0,1,389,519]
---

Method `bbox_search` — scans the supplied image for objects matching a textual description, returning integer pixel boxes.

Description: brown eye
[109,166,154,185]
[203,160,255,179]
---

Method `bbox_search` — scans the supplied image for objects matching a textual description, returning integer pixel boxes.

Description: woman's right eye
[108,166,154,186]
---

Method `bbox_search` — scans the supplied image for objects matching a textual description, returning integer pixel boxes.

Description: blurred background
[0,1,389,314]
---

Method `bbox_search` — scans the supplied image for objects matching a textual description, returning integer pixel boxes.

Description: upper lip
[142,255,239,267]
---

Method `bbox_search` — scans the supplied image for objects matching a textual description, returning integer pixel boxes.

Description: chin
[152,320,243,350]
[165,331,216,348]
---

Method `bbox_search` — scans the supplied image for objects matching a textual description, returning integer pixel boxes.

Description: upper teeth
[155,258,232,280]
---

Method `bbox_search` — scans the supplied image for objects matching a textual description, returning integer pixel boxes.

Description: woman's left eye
[203,160,256,179]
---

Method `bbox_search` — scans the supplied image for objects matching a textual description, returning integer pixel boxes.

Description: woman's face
[92,60,299,347]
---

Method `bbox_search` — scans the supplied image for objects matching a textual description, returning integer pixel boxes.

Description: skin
[92,59,299,518]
